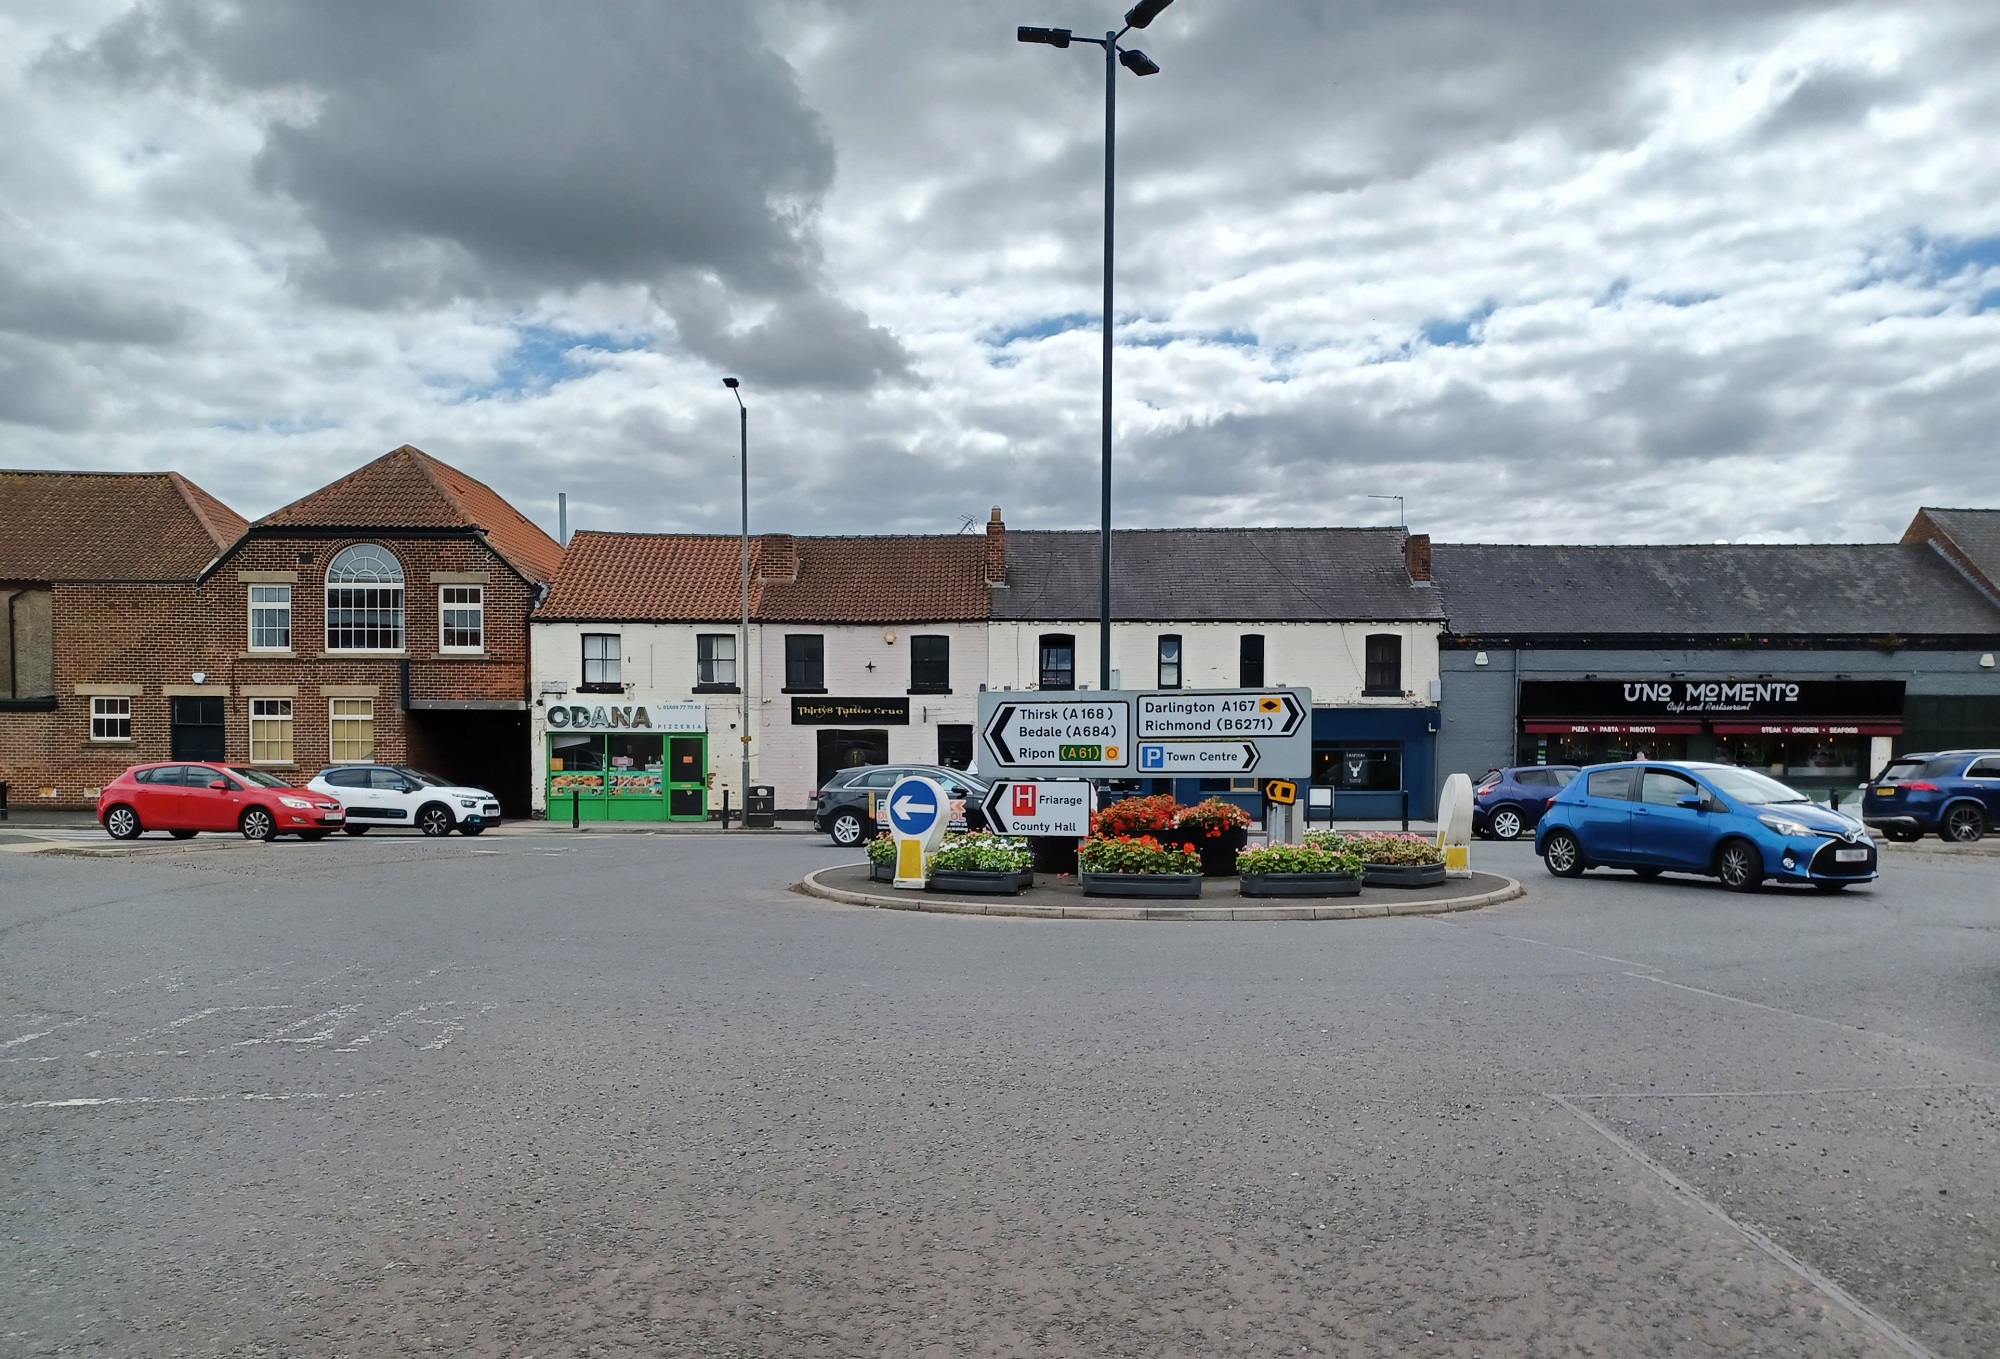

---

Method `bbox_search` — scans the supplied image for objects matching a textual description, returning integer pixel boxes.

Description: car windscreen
[394,767,450,787]
[228,768,294,788]
[1704,767,1811,805]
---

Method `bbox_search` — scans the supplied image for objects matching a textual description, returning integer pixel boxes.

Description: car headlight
[1759,814,1818,837]
[279,795,314,809]
[459,798,478,808]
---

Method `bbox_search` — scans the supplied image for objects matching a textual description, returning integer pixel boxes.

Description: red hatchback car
[98,762,347,842]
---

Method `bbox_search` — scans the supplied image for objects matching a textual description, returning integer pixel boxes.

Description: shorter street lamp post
[724,377,750,828]
[1019,0,1173,692]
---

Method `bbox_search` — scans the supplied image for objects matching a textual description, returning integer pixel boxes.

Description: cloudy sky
[3,1,1999,544]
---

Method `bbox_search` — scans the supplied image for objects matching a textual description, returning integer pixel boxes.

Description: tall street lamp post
[723,377,750,825]
[1019,0,1172,691]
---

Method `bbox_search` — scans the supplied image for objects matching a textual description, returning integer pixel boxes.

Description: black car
[813,764,988,847]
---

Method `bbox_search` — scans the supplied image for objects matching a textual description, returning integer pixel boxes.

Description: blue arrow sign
[887,777,942,836]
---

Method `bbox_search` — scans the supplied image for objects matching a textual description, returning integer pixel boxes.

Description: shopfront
[543,698,708,821]
[1516,679,1903,794]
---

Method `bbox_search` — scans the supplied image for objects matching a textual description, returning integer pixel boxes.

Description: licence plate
[1871,786,1894,796]
[324,810,344,820]
[1835,847,1869,862]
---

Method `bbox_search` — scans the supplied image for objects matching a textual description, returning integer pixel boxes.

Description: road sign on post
[978,687,1310,781]
[888,775,948,888]
[982,780,1093,837]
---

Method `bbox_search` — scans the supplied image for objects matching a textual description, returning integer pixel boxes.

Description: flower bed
[1093,793,1182,839]
[867,833,895,881]
[931,832,1032,875]
[1305,830,1447,886]
[1077,833,1203,898]
[1174,797,1253,876]
[1236,841,1364,897]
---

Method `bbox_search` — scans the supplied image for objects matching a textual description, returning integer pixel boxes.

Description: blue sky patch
[1421,302,1496,348]
[985,312,1096,347]
[452,325,652,402]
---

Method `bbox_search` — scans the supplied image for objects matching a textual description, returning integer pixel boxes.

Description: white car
[307,765,502,837]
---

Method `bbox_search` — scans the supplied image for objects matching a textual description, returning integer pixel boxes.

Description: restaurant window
[937,724,974,769]
[786,634,825,691]
[90,696,132,741]
[328,698,374,763]
[249,698,294,764]
[1312,742,1402,791]
[439,586,484,652]
[910,635,950,693]
[1239,634,1265,689]
[1363,633,1401,695]
[697,633,737,688]
[248,585,292,651]
[325,543,405,652]
[1038,634,1075,690]
[1711,733,1859,780]
[1157,635,1182,689]
[581,633,621,691]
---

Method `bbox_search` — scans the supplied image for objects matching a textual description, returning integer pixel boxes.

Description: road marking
[1549,1092,1942,1359]
[3,1091,375,1111]
[2,1015,94,1048]
[1566,1082,1997,1100]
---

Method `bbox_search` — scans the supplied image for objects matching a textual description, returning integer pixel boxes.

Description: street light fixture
[1016,0,1172,692]
[724,377,750,826]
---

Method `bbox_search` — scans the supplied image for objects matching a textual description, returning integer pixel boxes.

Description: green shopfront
[544,698,709,821]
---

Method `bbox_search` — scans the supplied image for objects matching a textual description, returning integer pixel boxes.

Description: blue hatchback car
[1535,761,1877,891]
[1473,765,1581,840]
[1861,749,2000,843]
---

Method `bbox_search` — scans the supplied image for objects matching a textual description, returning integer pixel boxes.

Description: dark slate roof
[1904,509,2000,601]
[992,528,1444,622]
[1433,543,2000,637]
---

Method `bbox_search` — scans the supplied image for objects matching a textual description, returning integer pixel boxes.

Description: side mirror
[1677,794,1705,811]
[209,779,229,790]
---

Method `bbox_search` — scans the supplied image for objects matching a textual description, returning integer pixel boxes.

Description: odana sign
[544,700,706,733]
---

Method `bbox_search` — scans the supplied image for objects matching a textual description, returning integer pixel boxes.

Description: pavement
[2,833,1997,1357]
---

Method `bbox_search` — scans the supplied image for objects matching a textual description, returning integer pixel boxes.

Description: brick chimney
[985,507,1007,585]
[758,532,798,584]
[1404,532,1432,584]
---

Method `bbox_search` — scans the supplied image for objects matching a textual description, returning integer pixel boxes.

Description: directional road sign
[1136,740,1260,774]
[887,776,944,837]
[1136,690,1306,740]
[982,780,1093,836]
[978,687,1310,781]
[981,698,1128,769]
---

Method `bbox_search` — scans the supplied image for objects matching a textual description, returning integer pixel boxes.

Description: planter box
[1177,826,1250,877]
[1080,871,1203,900]
[1360,861,1447,888]
[870,861,894,883]
[1240,871,1362,898]
[928,868,1032,896]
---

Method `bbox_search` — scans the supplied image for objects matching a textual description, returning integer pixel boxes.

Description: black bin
[745,784,775,829]
[0,780,8,820]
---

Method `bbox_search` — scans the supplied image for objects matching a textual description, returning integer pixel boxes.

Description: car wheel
[829,811,865,847]
[1489,806,1525,841]
[1715,838,1763,892]
[1942,803,1986,843]
[1632,866,1663,879]
[104,804,142,840]
[239,807,276,842]
[342,825,370,836]
[417,804,455,837]
[1543,829,1585,877]
[169,829,198,840]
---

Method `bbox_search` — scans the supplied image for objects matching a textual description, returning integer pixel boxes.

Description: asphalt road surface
[3,830,1996,1358]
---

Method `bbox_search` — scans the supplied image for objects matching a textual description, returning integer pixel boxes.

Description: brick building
[0,469,248,811]
[0,447,561,815]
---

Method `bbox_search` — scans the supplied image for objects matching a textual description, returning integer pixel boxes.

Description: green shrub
[866,833,895,864]
[1236,841,1363,876]
[1075,834,1202,875]
[1306,830,1444,865]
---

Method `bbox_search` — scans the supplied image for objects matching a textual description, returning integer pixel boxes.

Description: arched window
[326,543,405,651]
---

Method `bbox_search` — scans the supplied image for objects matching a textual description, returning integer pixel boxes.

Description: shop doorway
[666,735,707,819]
[170,696,225,761]
[817,728,889,789]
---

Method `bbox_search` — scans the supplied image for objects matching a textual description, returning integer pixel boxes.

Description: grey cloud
[663,278,914,391]
[0,259,188,345]
[1758,67,1911,141]
[0,336,93,429]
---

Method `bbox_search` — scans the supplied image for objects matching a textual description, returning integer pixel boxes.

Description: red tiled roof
[536,531,992,623]
[0,470,246,582]
[255,445,563,583]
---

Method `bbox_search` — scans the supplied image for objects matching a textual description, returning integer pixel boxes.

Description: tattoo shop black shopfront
[1518,679,1904,797]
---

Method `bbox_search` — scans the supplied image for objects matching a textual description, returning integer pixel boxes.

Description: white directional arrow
[893,793,936,820]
